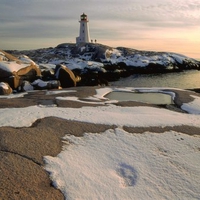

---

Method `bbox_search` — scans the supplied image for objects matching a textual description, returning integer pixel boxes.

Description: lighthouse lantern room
[76,13,91,45]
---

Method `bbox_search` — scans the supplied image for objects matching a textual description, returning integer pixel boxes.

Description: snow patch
[182,95,200,114]
[1,104,200,128]
[46,90,76,95]
[0,61,30,73]
[44,128,200,200]
[31,79,47,87]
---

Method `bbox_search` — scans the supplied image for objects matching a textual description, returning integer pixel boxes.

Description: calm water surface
[105,92,173,104]
[111,70,200,89]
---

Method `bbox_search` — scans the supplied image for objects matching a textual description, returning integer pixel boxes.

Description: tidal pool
[105,91,174,105]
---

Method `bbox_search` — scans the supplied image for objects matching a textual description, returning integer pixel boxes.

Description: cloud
[106,0,200,28]
[0,0,200,58]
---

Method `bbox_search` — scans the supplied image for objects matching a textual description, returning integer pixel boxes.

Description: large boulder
[54,64,80,88]
[18,81,34,92]
[0,82,12,95]
[0,50,41,89]
[0,51,8,61]
[31,79,60,90]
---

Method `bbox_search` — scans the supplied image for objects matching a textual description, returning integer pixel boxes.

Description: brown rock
[0,82,12,95]
[55,64,80,88]
[0,152,64,200]
[0,50,41,89]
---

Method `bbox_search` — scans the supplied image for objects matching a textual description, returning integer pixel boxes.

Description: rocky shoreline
[2,43,199,95]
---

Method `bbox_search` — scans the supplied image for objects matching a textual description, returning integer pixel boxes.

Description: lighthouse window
[83,24,84,27]
[83,30,84,33]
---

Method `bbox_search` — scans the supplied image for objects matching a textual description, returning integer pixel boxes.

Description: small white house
[76,13,91,45]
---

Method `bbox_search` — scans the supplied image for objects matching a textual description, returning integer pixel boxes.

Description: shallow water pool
[105,91,174,105]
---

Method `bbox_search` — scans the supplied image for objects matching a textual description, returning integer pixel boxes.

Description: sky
[0,87,200,199]
[0,0,200,58]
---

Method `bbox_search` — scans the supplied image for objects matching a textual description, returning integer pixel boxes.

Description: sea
[110,70,200,89]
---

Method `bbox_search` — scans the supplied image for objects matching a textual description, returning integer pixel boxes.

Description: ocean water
[110,70,200,89]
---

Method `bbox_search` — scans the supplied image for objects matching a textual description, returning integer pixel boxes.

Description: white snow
[39,63,56,70]
[0,92,27,99]
[0,61,30,73]
[31,79,47,87]
[0,82,9,90]
[46,90,76,95]
[101,48,192,68]
[45,128,200,200]
[53,58,104,71]
[171,53,186,64]
[21,81,34,91]
[18,55,36,65]
[182,95,200,114]
[94,87,113,99]
[55,96,118,104]
[0,87,200,200]
[1,104,199,128]
[21,45,198,72]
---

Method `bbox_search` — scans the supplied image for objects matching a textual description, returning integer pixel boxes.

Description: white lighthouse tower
[76,13,91,45]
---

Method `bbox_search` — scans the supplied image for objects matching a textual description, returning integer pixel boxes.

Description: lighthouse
[76,13,91,45]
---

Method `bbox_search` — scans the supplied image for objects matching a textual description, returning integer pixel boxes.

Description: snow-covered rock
[19,81,34,92]
[31,79,60,90]
[0,50,41,89]
[5,43,200,87]
[18,55,36,65]
[0,82,12,95]
[0,51,8,61]
[11,43,199,72]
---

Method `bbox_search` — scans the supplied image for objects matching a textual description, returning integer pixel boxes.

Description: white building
[76,13,91,45]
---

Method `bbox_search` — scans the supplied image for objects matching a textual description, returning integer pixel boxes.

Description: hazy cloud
[0,0,200,57]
